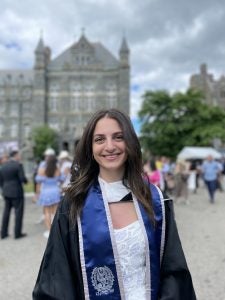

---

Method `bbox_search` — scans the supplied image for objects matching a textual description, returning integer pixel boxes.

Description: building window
[70,82,81,92]
[24,125,30,138]
[0,88,5,98]
[49,122,59,131]
[75,55,90,66]
[0,123,4,137]
[107,96,117,108]
[49,83,60,93]
[106,81,117,92]
[220,90,225,98]
[87,97,95,112]
[49,97,58,112]
[23,88,32,100]
[10,124,18,138]
[10,103,18,117]
[23,102,30,116]
[0,104,5,114]
[11,87,18,100]
[70,96,80,112]
[84,83,94,92]
[69,125,76,138]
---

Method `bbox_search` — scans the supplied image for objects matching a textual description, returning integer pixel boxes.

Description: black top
[0,160,27,199]
[120,192,133,202]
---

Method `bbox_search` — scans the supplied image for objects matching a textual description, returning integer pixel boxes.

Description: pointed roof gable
[48,34,119,71]
[72,33,94,52]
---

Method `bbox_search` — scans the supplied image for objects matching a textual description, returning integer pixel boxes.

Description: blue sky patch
[5,42,21,51]
[131,84,141,92]
[131,117,143,136]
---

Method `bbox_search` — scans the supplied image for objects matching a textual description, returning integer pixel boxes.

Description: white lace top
[114,221,147,300]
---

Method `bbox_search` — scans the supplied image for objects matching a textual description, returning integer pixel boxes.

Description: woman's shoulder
[54,168,61,177]
[38,168,46,176]
[149,183,173,209]
[35,174,46,182]
[54,196,71,223]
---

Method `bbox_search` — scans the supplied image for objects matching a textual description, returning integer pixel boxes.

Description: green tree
[32,125,59,160]
[138,89,225,158]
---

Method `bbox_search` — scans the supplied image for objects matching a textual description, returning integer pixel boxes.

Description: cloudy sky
[1,0,225,120]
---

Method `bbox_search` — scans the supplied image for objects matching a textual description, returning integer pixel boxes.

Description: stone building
[190,63,225,108]
[0,33,130,157]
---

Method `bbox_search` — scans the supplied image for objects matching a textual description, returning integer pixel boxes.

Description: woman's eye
[115,135,124,141]
[94,137,104,143]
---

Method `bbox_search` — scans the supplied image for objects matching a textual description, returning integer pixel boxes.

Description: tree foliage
[138,89,225,158]
[32,125,58,160]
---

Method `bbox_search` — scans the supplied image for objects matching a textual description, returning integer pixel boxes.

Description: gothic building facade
[190,63,225,108]
[0,33,130,156]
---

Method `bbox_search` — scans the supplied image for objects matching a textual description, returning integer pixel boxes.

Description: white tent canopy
[177,146,222,160]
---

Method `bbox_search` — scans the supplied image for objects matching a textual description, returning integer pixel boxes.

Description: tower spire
[119,35,129,67]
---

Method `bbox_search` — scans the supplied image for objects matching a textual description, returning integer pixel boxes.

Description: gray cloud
[1,0,225,116]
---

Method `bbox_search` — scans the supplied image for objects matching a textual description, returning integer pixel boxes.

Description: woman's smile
[92,117,127,181]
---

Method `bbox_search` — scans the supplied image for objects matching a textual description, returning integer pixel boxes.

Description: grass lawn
[24,182,35,193]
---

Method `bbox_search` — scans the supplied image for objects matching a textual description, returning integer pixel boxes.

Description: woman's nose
[105,138,115,151]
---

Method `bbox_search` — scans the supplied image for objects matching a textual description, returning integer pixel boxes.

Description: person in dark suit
[0,150,28,239]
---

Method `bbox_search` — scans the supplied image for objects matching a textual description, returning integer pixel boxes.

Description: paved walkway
[0,183,225,300]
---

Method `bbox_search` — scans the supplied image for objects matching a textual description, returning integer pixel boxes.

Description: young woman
[35,155,64,238]
[33,109,196,299]
[144,159,161,188]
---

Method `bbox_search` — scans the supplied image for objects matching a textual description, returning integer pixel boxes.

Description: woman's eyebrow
[93,133,105,137]
[93,131,122,136]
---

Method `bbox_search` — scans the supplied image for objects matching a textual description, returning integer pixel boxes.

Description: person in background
[174,160,190,204]
[35,155,64,238]
[201,155,222,203]
[187,160,197,194]
[0,152,8,202]
[0,152,9,166]
[32,159,40,201]
[0,150,28,239]
[161,156,171,193]
[155,156,163,171]
[33,108,196,299]
[34,148,56,223]
[58,150,72,193]
[216,159,224,192]
[38,148,56,170]
[145,159,161,187]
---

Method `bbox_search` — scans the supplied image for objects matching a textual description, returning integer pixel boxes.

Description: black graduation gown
[32,198,196,300]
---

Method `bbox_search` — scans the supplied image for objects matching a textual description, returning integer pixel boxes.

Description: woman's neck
[99,170,124,183]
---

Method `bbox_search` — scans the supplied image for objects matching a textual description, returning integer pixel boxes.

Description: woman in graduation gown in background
[33,109,196,300]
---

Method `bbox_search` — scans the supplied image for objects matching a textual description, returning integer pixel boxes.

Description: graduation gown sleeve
[32,198,85,300]
[159,199,197,300]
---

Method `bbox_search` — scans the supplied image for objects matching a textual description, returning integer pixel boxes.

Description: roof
[48,35,119,71]
[177,146,222,160]
[0,70,34,85]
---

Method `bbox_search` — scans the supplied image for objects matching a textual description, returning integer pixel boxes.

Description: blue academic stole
[78,182,165,300]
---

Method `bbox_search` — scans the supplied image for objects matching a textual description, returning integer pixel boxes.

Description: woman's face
[92,117,128,182]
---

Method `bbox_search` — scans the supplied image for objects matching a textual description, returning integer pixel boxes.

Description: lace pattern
[114,221,147,300]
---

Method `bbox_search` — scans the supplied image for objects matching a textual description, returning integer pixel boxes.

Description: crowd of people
[0,147,73,240]
[143,154,225,204]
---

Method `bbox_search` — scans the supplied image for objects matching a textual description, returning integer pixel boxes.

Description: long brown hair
[45,156,57,177]
[65,109,154,224]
